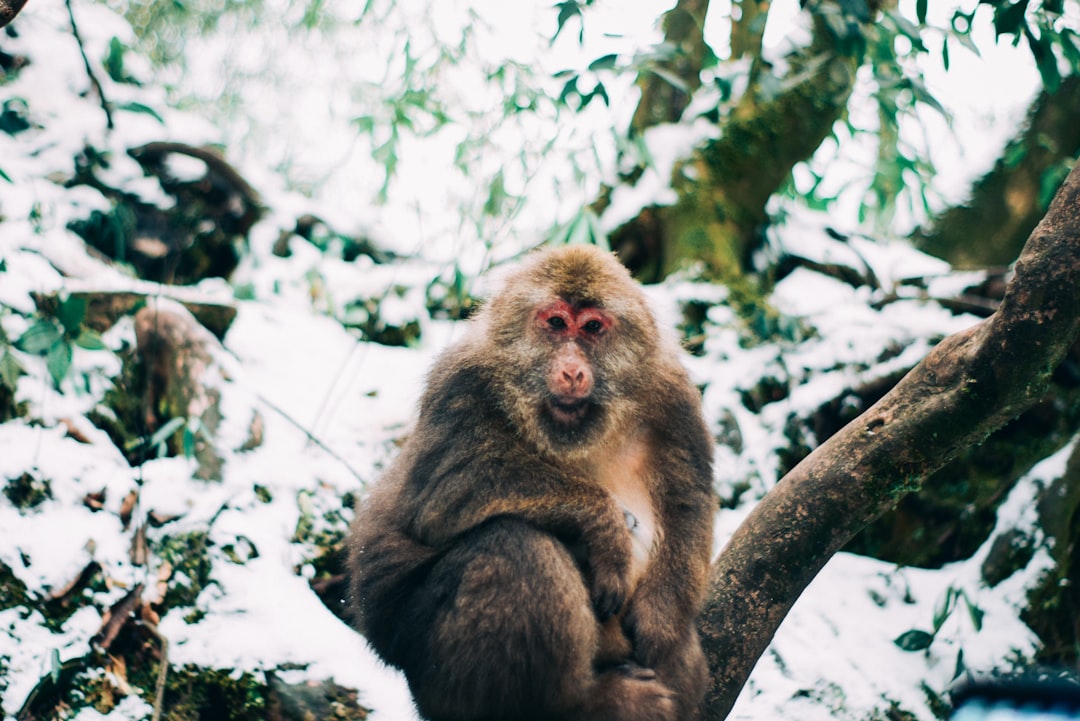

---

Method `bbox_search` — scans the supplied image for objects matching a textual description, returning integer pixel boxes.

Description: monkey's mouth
[546,396,592,426]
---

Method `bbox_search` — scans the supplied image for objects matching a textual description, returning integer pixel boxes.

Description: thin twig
[144,622,169,721]
[65,0,114,130]
[255,390,367,485]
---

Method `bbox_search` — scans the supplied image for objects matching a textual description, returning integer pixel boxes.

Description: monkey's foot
[578,663,675,721]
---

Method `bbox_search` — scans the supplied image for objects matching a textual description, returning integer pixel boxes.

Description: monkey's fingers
[614,662,657,681]
[621,599,682,667]
[590,572,628,620]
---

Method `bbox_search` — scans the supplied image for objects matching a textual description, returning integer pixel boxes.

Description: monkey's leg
[651,629,708,721]
[400,517,600,721]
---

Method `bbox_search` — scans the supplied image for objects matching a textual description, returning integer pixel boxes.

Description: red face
[535,300,613,427]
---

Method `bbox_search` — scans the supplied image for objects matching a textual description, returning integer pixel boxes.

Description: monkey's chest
[595,439,657,584]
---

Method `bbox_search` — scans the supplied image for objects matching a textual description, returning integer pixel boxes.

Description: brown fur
[347,245,716,721]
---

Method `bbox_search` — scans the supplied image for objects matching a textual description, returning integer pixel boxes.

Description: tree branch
[698,161,1080,719]
[0,0,28,28]
[730,0,767,61]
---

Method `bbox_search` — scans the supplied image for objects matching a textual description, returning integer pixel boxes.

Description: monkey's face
[535,297,613,433]
[487,291,656,457]
[481,245,661,459]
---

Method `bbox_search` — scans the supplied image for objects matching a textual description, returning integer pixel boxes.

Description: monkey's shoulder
[416,352,507,433]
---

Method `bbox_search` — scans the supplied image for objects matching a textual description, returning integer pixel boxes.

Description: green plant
[14,295,107,388]
[894,582,985,682]
[125,415,213,460]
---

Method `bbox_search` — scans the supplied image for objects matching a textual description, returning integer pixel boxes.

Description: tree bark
[698,161,1080,719]
[0,0,28,28]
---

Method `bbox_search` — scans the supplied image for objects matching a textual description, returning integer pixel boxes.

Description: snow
[0,0,1072,719]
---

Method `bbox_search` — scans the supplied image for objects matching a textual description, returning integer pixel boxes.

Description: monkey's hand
[587,514,635,620]
[590,558,632,620]
[621,594,683,666]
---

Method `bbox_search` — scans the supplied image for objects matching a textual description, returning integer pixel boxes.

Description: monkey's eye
[547,316,568,330]
[582,319,604,334]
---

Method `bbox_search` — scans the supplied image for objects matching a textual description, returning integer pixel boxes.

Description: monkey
[347,244,716,721]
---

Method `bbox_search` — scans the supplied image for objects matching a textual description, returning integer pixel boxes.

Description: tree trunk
[610,2,869,283]
[698,160,1080,719]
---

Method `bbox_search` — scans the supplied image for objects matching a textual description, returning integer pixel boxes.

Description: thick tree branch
[699,161,1080,719]
[0,0,28,28]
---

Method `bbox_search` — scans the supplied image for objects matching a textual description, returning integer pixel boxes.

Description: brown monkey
[347,244,715,721]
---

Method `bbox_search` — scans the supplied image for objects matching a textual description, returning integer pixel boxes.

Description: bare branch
[699,161,1080,719]
[65,0,113,130]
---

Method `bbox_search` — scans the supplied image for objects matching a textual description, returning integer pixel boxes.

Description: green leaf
[50,649,62,684]
[953,648,966,681]
[580,81,609,108]
[149,416,187,449]
[1025,27,1061,92]
[588,53,618,71]
[15,321,62,355]
[932,586,956,633]
[182,425,196,459]
[0,166,11,183]
[993,0,1029,37]
[1061,30,1080,71]
[567,209,592,246]
[559,75,580,104]
[893,629,935,651]
[1039,161,1072,209]
[888,11,926,51]
[1,98,32,136]
[57,295,87,336]
[647,66,689,93]
[586,209,609,251]
[352,115,376,134]
[552,1,583,44]
[74,329,107,351]
[908,77,947,118]
[483,170,507,217]
[916,0,927,24]
[104,37,127,83]
[118,102,165,124]
[0,350,25,389]
[962,593,985,631]
[46,340,72,387]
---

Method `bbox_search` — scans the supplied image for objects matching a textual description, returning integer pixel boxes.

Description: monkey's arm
[412,447,636,618]
[624,398,716,666]
[625,491,714,664]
